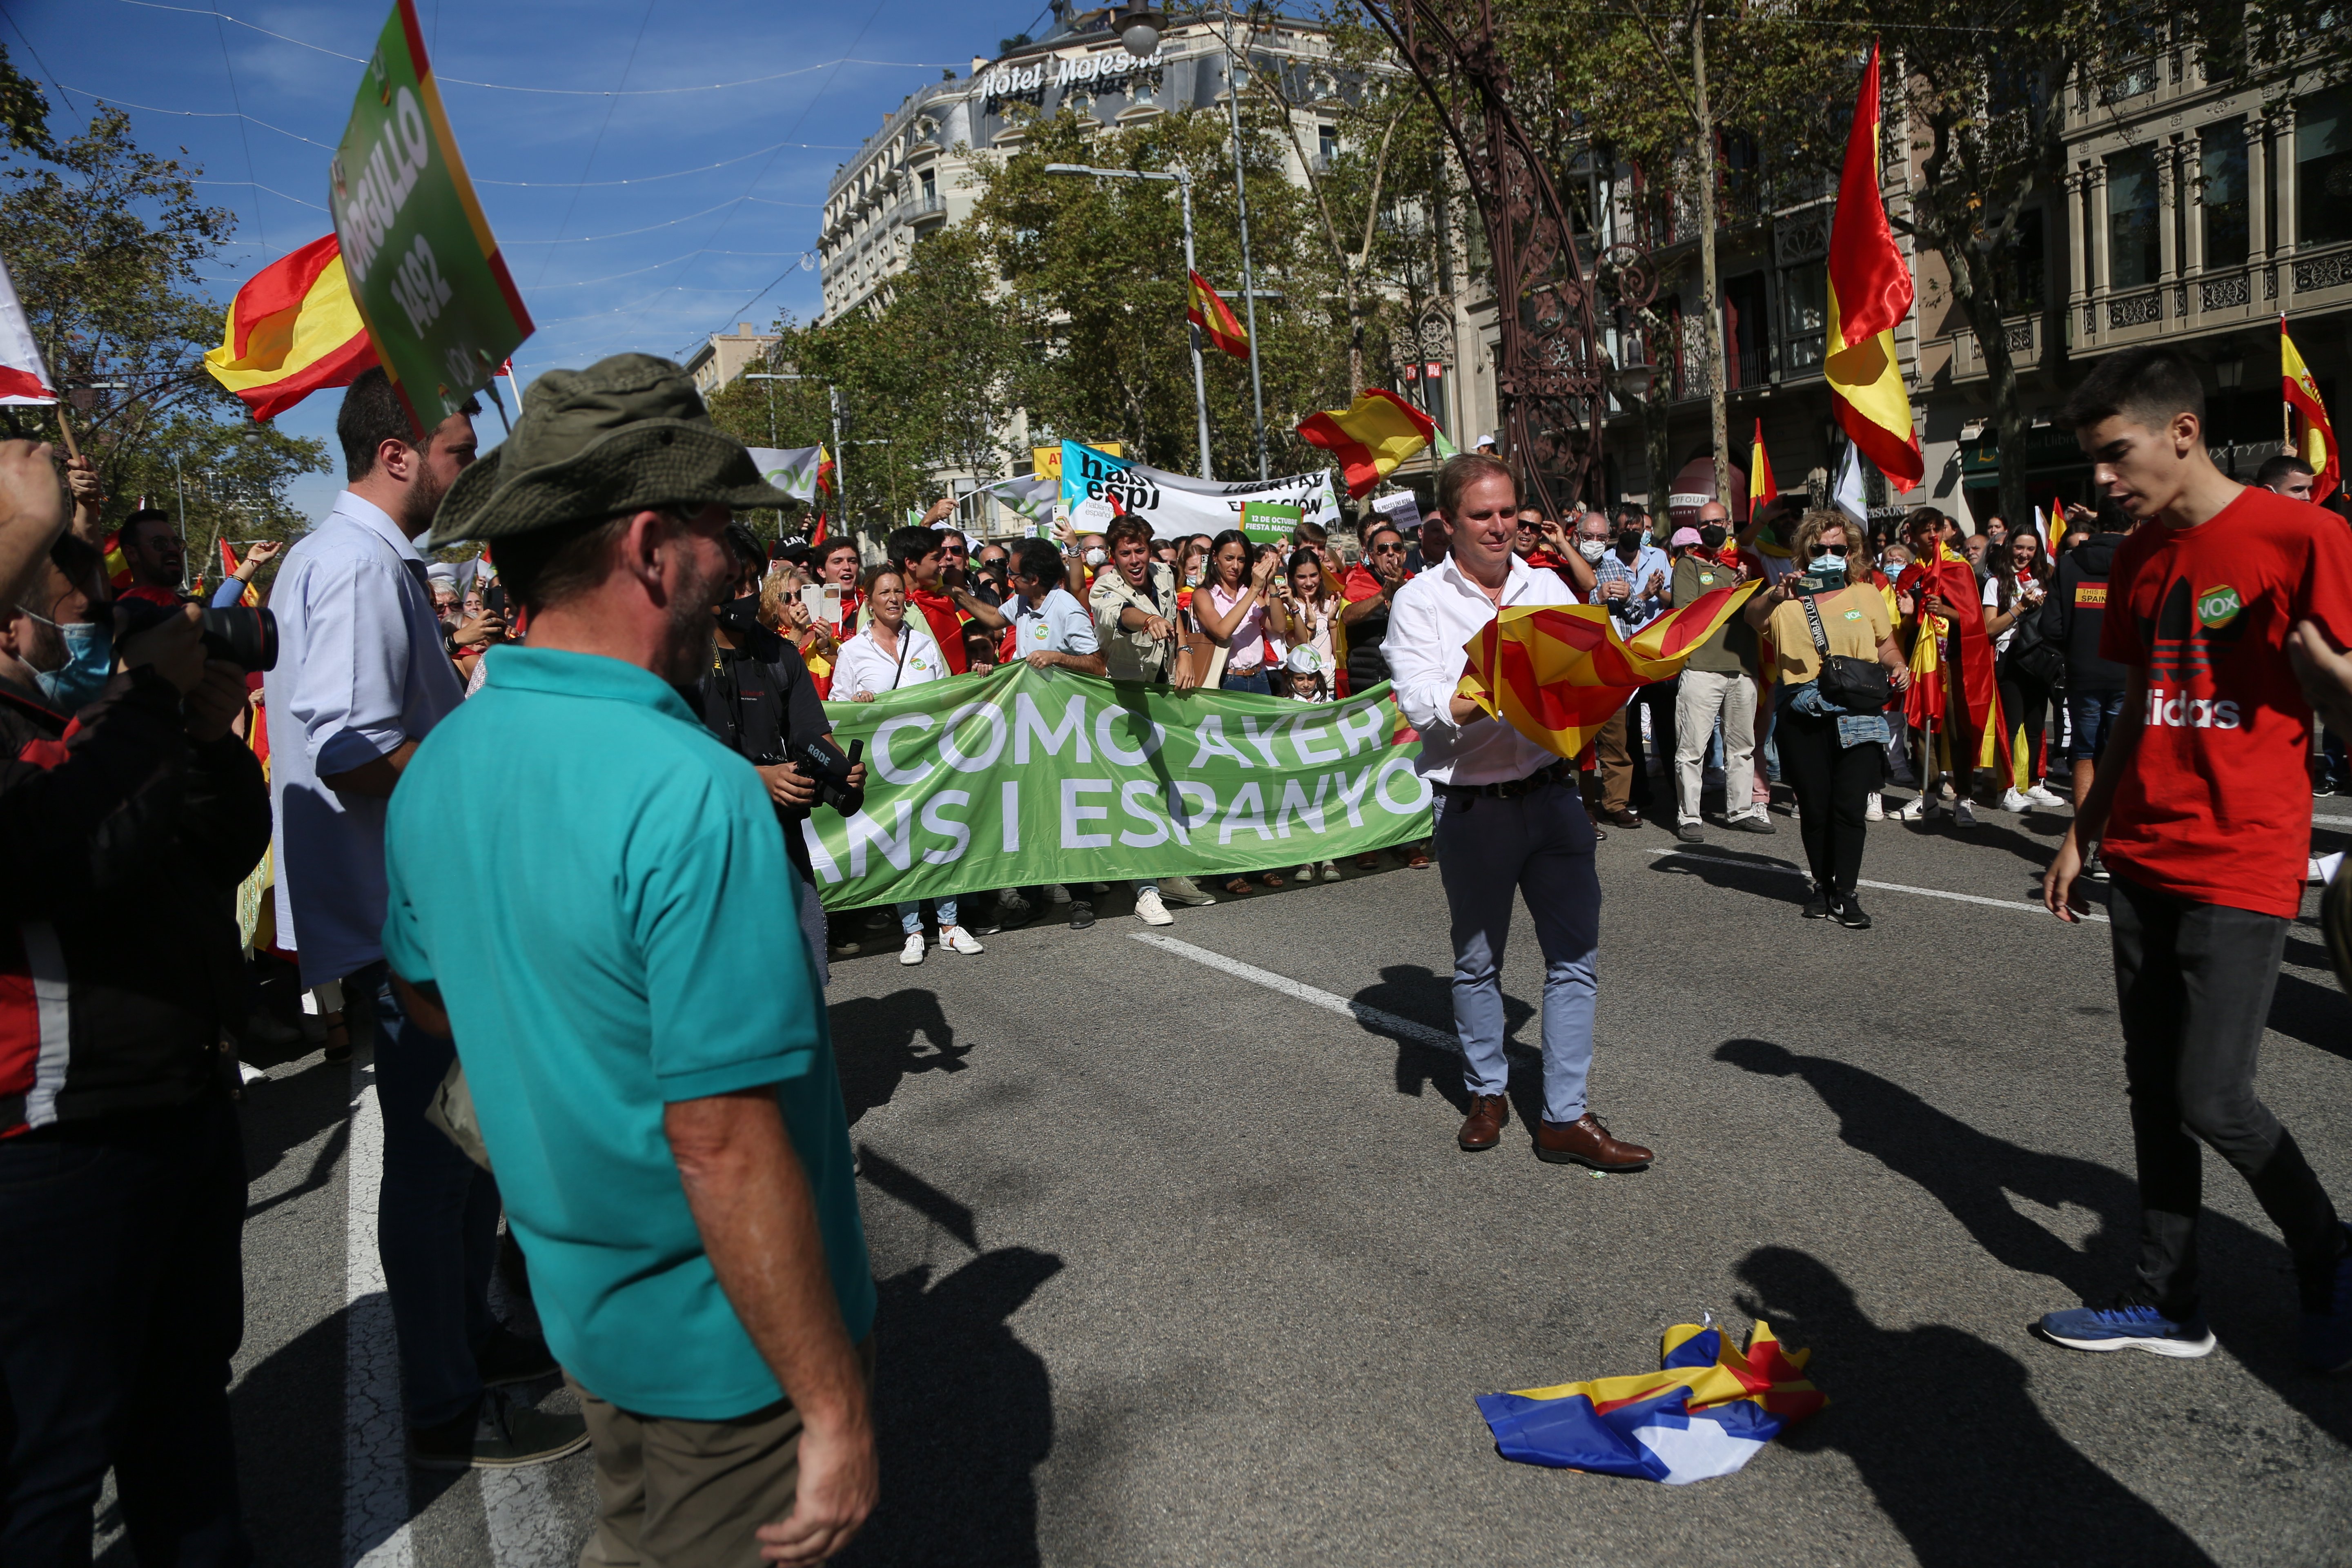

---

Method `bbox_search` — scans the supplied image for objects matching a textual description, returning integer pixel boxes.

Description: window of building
[1723,272,1768,387]
[2199,121,2250,267]
[2297,86,2352,247]
[1318,123,1338,168]
[920,169,936,201]
[1994,206,2047,310]
[2106,147,2160,289]
[1779,261,1826,372]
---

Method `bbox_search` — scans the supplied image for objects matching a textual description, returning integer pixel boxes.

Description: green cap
[428,352,794,548]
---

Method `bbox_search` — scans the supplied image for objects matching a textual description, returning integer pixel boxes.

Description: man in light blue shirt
[1590,509,1677,823]
[265,368,582,1471]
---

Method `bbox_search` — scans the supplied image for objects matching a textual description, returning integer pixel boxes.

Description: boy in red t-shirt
[2042,345,2352,1373]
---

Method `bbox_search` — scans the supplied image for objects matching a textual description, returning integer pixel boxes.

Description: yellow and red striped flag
[203,235,378,421]
[2284,315,2340,503]
[1298,388,1435,497]
[1187,270,1251,360]
[1457,579,1761,760]
[1748,419,1778,515]
[219,539,258,607]
[1825,42,1921,493]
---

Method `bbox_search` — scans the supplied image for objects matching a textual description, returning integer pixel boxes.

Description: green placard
[1242,501,1302,544]
[330,0,532,435]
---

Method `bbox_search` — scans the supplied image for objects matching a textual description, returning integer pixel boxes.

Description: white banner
[746,445,824,503]
[1060,440,1338,541]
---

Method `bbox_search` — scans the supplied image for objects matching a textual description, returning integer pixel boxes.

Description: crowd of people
[2,338,2349,1568]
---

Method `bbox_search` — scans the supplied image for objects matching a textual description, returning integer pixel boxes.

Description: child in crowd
[1281,645,1342,884]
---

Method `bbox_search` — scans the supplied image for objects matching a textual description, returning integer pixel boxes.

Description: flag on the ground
[219,540,258,608]
[1457,579,1762,760]
[1825,41,1922,493]
[2284,314,2341,503]
[1477,1321,1825,1483]
[0,249,56,405]
[202,235,378,421]
[1298,388,1436,498]
[1748,420,1778,514]
[1187,270,1251,360]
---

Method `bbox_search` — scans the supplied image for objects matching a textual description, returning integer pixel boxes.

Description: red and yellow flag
[1297,388,1435,498]
[1897,540,2009,775]
[1187,270,1251,361]
[1825,42,1921,493]
[1457,579,1761,760]
[203,235,378,421]
[1748,420,1777,515]
[2284,315,2341,503]
[219,539,258,608]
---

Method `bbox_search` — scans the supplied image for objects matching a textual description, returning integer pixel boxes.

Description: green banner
[1242,501,1302,545]
[330,0,533,434]
[808,665,1434,909]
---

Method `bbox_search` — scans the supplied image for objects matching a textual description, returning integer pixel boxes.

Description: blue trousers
[1432,779,1602,1124]
[367,974,502,1429]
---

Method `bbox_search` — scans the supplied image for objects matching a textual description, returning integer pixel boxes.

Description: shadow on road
[1648,845,1809,907]
[1717,1038,2352,1448]
[1349,963,1534,1116]
[1733,1246,2218,1567]
[840,1247,1063,1568]
[831,989,975,1125]
[2263,969,2350,1064]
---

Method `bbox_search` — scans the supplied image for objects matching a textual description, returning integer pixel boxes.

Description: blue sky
[6,0,1045,518]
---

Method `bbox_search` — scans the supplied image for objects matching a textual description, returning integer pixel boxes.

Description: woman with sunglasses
[1744,511,1913,927]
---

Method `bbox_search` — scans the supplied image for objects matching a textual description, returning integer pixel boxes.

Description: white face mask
[1577,538,1607,562]
[1083,547,1107,567]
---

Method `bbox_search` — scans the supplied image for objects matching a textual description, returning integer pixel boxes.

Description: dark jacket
[2041,531,2127,693]
[0,668,271,1133]
[694,628,863,887]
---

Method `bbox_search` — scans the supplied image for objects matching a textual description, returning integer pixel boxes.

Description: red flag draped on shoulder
[1457,581,1762,760]
[1895,539,2008,775]
[2284,315,2341,503]
[1187,271,1251,360]
[203,235,379,421]
[1825,42,1922,492]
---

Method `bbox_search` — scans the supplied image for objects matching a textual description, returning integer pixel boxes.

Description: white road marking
[2314,814,2352,829]
[1130,931,1459,1051]
[1644,846,2107,922]
[479,1467,568,1568]
[345,1052,414,1568]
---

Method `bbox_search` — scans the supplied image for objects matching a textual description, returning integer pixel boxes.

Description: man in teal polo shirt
[382,354,876,1568]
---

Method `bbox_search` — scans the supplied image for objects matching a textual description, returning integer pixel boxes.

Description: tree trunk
[1948,239,2031,530]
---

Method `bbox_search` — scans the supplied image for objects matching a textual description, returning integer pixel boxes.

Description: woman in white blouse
[830,568,982,964]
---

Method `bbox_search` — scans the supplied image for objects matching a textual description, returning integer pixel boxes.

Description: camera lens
[198,606,278,672]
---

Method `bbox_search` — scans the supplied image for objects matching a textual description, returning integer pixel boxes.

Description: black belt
[1444,759,1575,801]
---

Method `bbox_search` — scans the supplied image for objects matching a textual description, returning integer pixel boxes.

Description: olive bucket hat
[428,352,796,548]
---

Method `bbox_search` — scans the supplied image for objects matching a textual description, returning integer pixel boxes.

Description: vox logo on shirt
[2139,575,2254,683]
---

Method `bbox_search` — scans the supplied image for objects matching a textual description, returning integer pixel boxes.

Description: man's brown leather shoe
[1536,1113,1653,1170]
[1458,1094,1509,1152]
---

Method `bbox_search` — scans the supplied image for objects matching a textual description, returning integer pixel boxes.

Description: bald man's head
[1697,501,1729,526]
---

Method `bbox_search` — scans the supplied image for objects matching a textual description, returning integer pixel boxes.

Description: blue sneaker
[2037,1298,2215,1359]
[2302,1223,2352,1375]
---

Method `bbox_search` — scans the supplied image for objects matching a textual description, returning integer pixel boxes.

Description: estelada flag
[1825,42,1922,492]
[0,249,57,405]
[1477,1321,1824,1483]
[1186,270,1250,360]
[1748,419,1777,514]
[1298,388,1435,498]
[1457,578,1761,760]
[203,235,378,421]
[2284,315,2341,503]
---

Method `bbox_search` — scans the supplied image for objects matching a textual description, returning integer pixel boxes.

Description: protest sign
[329,0,532,434]
[747,445,825,501]
[1371,488,1424,534]
[1060,440,1339,542]
[1031,442,1120,481]
[1242,501,1301,545]
[808,664,1431,908]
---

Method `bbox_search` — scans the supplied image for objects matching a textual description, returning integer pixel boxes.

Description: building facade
[685,323,782,400]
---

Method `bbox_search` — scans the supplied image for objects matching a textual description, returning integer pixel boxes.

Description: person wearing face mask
[1744,511,1913,927]
[1668,519,1768,841]
[1596,513,1676,820]
[2,515,272,1568]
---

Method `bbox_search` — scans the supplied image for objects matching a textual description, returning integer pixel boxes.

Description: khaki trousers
[1593,710,1633,813]
[572,1338,877,1568]
[1674,668,1757,825]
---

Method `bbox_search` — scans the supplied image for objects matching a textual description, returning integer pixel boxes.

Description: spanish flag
[219,539,258,608]
[1297,388,1435,497]
[203,235,378,421]
[1748,420,1777,515]
[1825,42,1921,493]
[2284,315,2341,503]
[1187,270,1250,361]
[1457,579,1762,760]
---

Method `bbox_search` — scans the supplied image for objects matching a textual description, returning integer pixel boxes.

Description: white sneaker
[1134,888,1175,926]
[1865,792,1884,821]
[1319,860,1343,883]
[2000,788,2033,813]
[1899,796,1934,820]
[898,932,926,965]
[939,924,984,955]
[1953,798,1980,828]
[1295,864,1318,883]
[2026,783,2065,806]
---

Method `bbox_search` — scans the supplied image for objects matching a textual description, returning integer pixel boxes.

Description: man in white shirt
[1386,454,1655,1171]
[267,368,579,1468]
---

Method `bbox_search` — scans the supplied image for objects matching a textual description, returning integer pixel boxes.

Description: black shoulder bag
[1801,590,1892,711]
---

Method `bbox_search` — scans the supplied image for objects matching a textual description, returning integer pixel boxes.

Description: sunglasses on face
[1807,542,1848,558]
[1370,543,1405,554]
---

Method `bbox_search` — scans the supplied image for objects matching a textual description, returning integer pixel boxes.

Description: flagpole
[1178,173,1215,481]
[1223,43,1269,479]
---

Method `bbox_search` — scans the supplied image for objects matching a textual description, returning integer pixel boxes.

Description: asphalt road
[160,781,2352,1568]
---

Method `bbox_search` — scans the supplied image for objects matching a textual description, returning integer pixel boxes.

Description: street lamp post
[1218,43,1270,479]
[1044,162,1214,481]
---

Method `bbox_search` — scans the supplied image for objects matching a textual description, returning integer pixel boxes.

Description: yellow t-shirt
[1768,583,1893,687]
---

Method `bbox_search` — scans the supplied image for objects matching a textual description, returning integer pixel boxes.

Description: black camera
[755,735,863,815]
[115,597,278,673]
